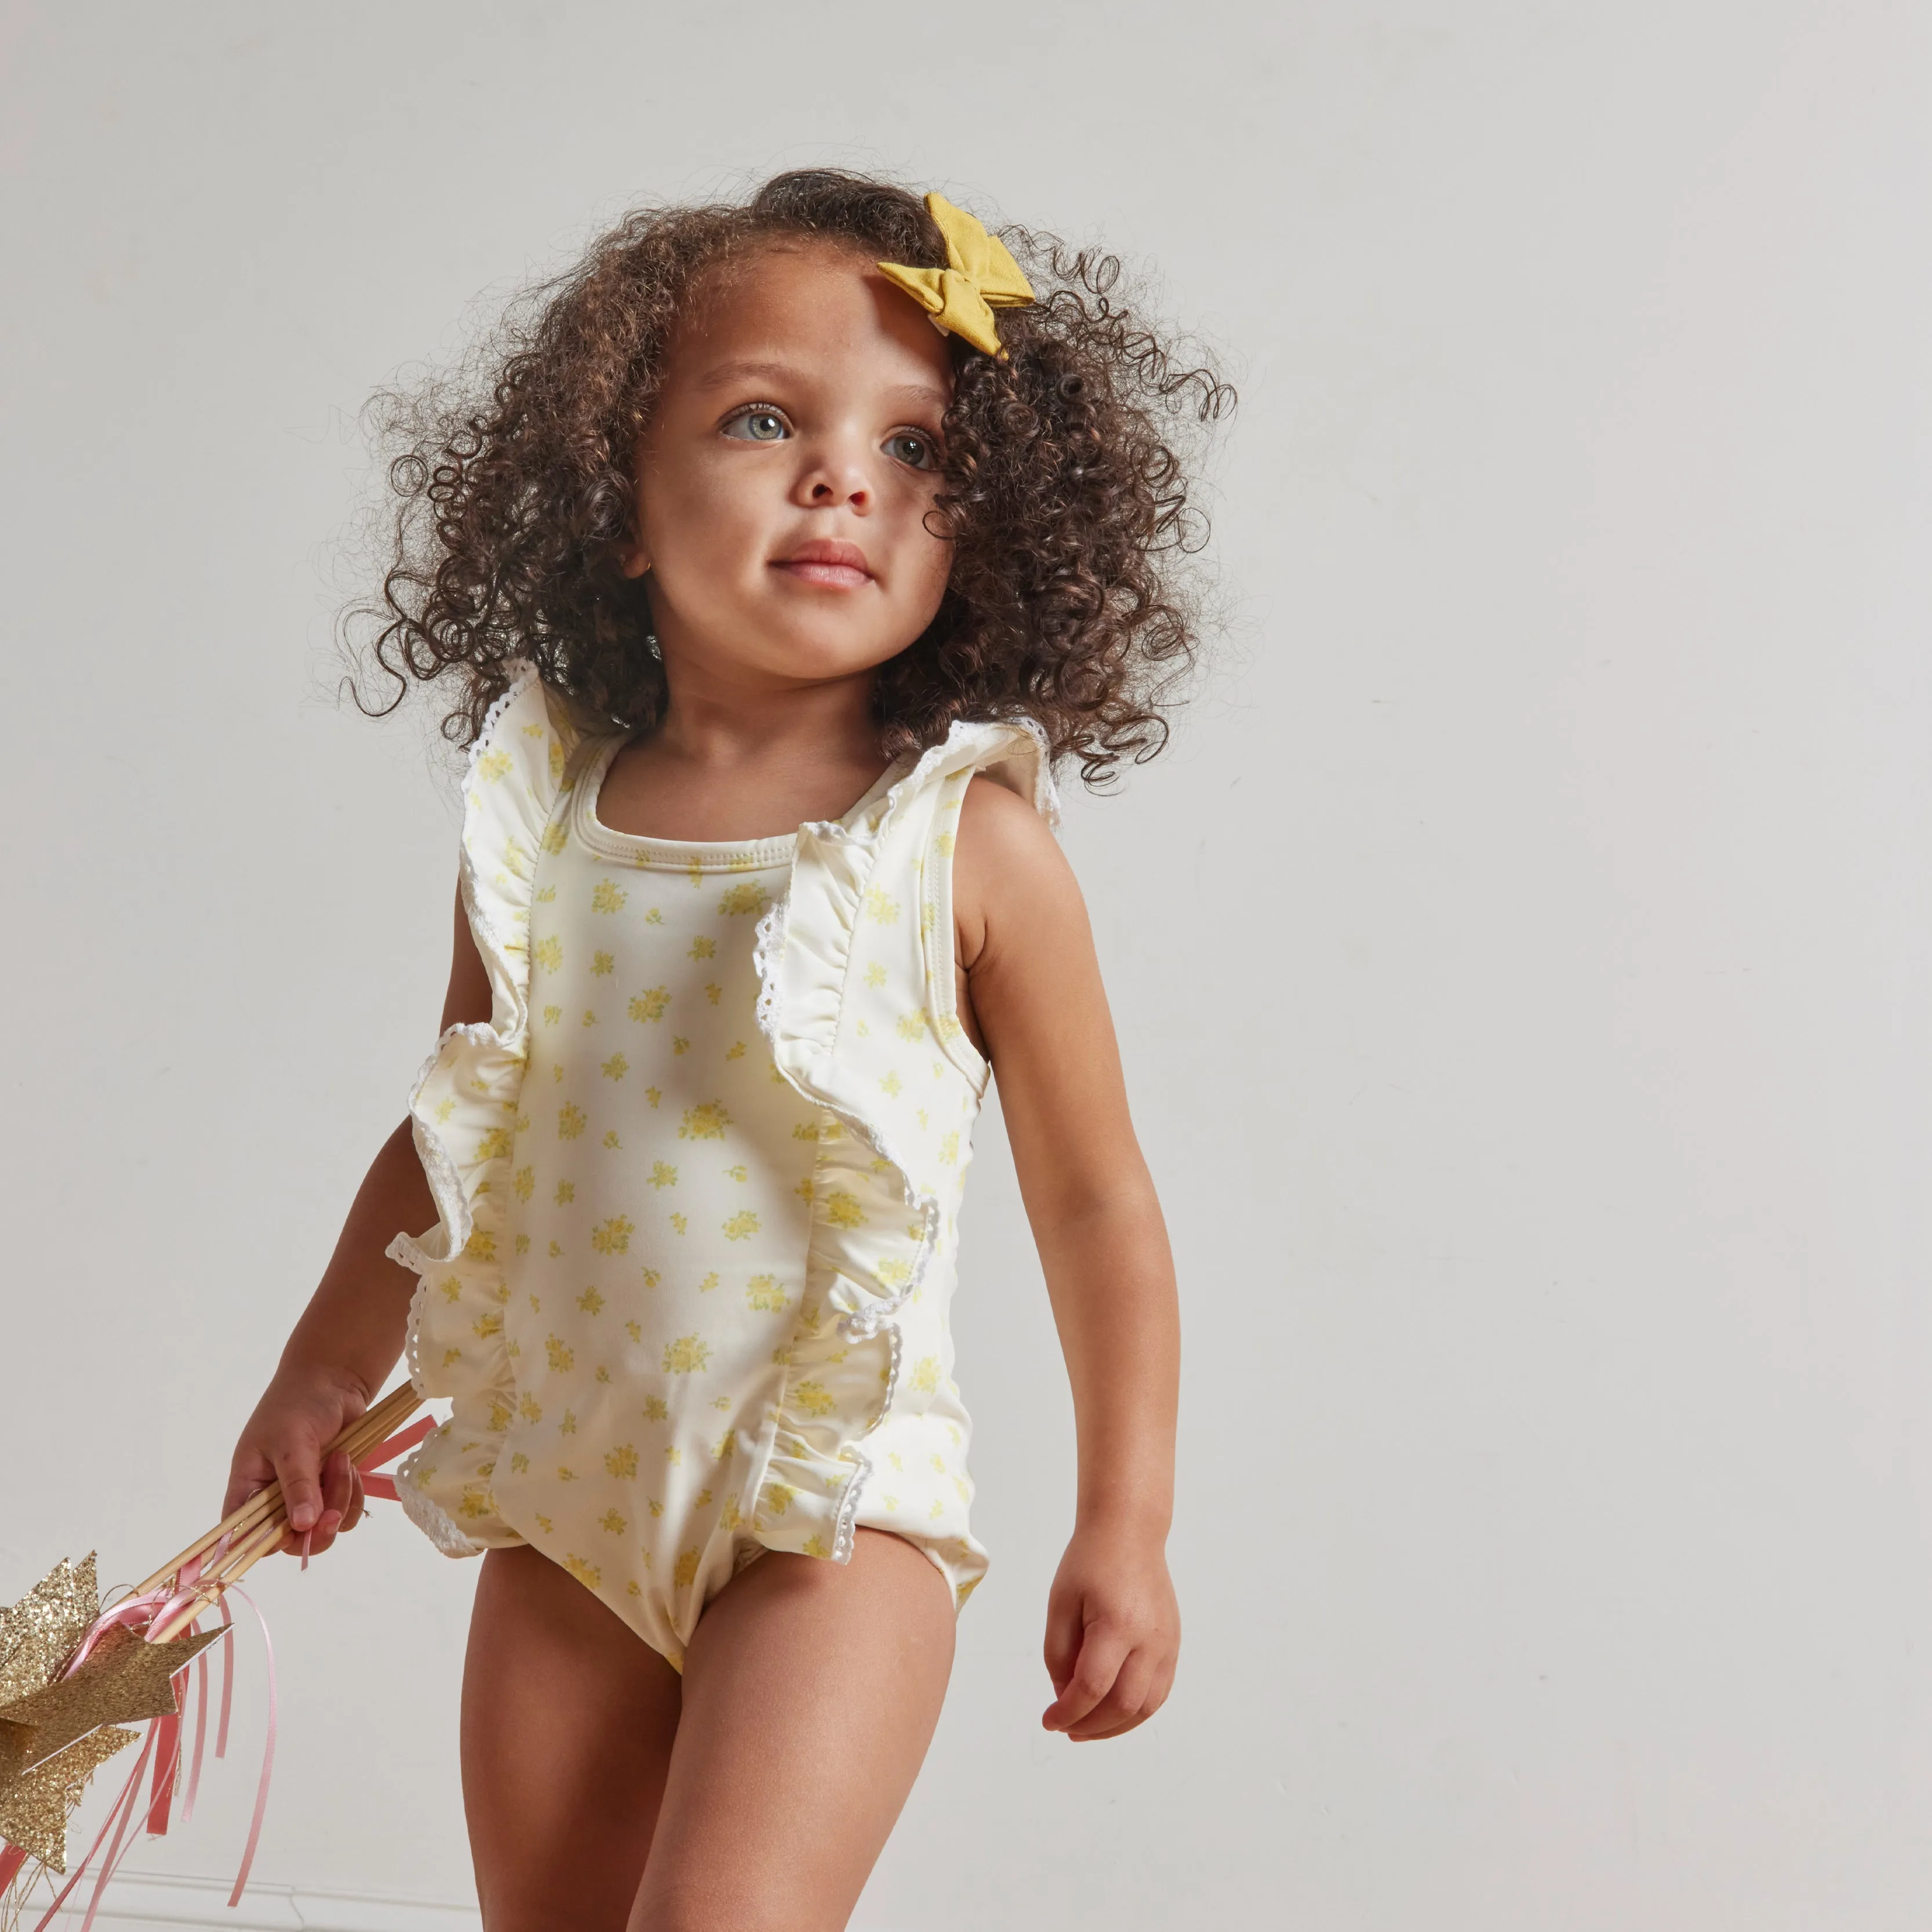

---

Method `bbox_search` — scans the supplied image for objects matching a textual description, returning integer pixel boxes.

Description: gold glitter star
[0,1554,219,1886]
[0,1622,219,1798]
[0,1724,137,1870]
[0,1556,100,1710]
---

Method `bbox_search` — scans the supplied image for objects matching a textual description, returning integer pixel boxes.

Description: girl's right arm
[221,885,490,1556]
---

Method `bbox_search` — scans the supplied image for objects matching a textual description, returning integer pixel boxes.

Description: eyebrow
[694,358,950,413]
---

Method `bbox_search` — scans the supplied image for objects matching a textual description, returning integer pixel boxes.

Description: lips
[772,539,874,589]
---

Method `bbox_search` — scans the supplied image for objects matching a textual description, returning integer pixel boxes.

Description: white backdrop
[3,4,1929,1927]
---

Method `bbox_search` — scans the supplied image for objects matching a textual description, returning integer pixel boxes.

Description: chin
[756,614,908,682]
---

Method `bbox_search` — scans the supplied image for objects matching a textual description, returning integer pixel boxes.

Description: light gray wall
[3,4,1928,1927]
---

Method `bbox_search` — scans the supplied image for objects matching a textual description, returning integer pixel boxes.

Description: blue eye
[886,431,938,471]
[723,406,789,442]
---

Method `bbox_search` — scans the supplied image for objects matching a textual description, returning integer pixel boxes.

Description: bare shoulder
[953,772,1081,972]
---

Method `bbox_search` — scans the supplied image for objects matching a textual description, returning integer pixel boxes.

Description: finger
[222,1447,276,1520]
[1068,1709,1152,1742]
[1042,1621,1131,1733]
[1042,1589,1085,1699]
[1066,1646,1156,1741]
[318,1450,354,1527]
[340,1467,367,1535]
[271,1435,327,1537]
[1079,1650,1178,1741]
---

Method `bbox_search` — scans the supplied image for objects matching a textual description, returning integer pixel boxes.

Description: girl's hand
[223,1366,370,1559]
[1041,1522,1181,1741]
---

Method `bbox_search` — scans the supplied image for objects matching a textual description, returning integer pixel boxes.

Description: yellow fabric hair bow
[878,192,1035,358]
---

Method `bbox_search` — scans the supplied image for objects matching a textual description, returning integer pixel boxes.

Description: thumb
[1042,1580,1085,1700]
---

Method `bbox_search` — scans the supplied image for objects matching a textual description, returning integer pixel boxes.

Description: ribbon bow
[878,192,1035,358]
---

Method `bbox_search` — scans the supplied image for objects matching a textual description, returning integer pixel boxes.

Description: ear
[619,540,651,580]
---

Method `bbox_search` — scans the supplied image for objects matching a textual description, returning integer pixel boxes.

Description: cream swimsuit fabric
[387,663,1059,1668]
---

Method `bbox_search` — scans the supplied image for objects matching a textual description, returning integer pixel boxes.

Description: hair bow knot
[878,192,1034,358]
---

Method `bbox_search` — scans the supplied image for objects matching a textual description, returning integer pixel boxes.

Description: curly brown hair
[354,169,1233,785]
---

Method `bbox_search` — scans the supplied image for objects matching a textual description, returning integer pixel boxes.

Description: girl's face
[623,241,956,692]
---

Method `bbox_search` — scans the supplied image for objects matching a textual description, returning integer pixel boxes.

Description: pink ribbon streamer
[7,1421,429,1920]
[220,1586,275,1909]
[20,1566,274,1932]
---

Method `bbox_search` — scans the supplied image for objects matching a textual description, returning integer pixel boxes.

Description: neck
[650,653,882,777]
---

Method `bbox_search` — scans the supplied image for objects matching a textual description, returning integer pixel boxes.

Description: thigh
[463,1544,683,1932]
[629,1529,956,1932]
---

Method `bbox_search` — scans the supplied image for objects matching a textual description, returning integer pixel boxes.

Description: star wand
[0,1382,428,1932]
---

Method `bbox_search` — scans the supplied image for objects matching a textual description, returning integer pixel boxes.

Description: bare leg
[463,1544,683,1932]
[629,1529,956,1932]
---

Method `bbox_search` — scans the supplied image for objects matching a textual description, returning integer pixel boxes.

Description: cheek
[903,498,955,615]
[639,454,762,572]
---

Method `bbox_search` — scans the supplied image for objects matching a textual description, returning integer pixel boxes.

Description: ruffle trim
[387,659,576,1552]
[747,716,1057,1564]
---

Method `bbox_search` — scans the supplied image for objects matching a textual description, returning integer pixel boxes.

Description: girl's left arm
[954,777,1182,1742]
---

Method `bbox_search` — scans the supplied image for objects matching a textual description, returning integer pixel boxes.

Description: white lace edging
[385,660,559,1558]
[395,1441,485,1558]
[829,1446,872,1564]
[751,894,790,1036]
[750,871,945,1569]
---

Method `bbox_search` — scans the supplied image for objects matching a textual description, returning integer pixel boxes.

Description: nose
[794,432,873,514]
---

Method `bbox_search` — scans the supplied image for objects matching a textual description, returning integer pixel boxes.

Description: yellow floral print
[547,1334,575,1372]
[578,1286,606,1314]
[592,880,627,913]
[591,1215,633,1254]
[721,1210,760,1241]
[602,1051,628,1079]
[629,986,671,1023]
[662,1334,711,1374]
[745,1274,787,1311]
[605,1443,638,1478]
[718,882,769,916]
[592,950,614,977]
[558,1103,586,1139]
[679,1101,730,1140]
[864,886,900,923]
[534,936,563,973]
[823,1189,867,1228]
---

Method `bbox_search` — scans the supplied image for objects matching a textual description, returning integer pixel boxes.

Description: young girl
[226,170,1229,1932]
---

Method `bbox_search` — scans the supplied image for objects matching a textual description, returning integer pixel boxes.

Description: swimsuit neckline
[570,734,902,872]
